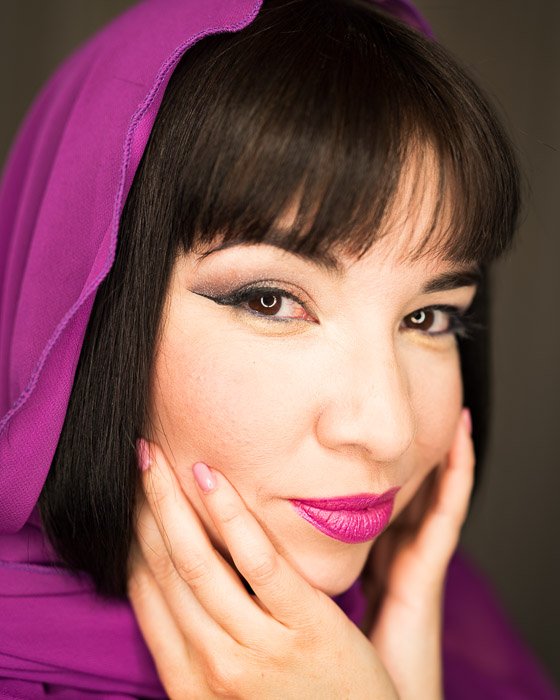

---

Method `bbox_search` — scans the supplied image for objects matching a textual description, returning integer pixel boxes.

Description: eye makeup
[195,282,315,324]
[194,279,481,339]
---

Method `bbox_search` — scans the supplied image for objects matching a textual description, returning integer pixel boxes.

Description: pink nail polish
[136,438,152,471]
[193,462,217,493]
[462,408,472,436]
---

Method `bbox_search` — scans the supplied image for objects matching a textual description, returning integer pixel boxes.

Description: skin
[144,197,476,596]
[128,167,478,697]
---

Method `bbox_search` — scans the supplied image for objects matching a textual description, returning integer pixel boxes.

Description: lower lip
[290,491,398,544]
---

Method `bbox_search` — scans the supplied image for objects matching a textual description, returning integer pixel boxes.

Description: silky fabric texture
[0,0,557,697]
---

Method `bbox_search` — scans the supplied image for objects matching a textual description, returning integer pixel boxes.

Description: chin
[284,544,372,597]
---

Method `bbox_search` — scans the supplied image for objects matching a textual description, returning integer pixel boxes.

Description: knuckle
[246,551,279,587]
[174,556,211,589]
[149,551,180,586]
[216,499,243,528]
[206,654,245,696]
[293,590,325,635]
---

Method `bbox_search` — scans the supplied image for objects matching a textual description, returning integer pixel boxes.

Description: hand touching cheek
[128,408,474,700]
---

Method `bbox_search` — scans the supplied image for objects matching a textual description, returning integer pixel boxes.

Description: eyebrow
[421,268,481,293]
[196,239,481,291]
[196,236,344,274]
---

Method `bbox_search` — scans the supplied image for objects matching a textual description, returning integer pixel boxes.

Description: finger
[191,460,328,630]
[134,495,239,653]
[127,542,200,692]
[370,461,439,566]
[137,440,275,645]
[410,408,475,576]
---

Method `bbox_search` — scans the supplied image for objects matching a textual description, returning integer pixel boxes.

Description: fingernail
[136,438,152,471]
[193,462,217,493]
[462,408,472,436]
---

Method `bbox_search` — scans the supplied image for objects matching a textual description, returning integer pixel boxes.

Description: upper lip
[290,487,400,511]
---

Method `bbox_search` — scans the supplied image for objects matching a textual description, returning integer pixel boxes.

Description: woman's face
[147,187,479,596]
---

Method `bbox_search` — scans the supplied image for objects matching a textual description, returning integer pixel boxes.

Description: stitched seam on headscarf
[0,1,264,441]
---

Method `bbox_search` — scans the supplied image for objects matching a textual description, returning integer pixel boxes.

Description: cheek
[400,347,463,501]
[148,312,314,484]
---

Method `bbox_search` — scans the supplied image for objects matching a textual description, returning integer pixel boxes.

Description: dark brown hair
[39,0,520,598]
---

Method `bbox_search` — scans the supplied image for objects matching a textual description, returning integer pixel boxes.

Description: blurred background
[1,0,558,687]
[413,0,560,687]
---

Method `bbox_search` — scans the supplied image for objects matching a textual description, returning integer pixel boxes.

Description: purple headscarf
[0,0,557,697]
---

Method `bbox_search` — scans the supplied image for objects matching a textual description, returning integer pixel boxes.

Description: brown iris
[406,309,435,331]
[247,293,282,316]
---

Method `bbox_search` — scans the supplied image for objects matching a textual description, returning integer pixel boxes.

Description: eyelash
[207,284,481,340]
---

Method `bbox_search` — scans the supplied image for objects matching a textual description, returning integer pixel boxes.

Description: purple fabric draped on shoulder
[0,0,557,697]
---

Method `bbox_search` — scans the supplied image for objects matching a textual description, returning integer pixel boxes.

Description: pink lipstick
[290,488,400,544]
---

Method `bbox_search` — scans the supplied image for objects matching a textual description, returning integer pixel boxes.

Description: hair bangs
[145,0,520,271]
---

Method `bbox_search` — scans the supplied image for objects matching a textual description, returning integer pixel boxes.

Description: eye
[202,284,316,323]
[200,284,478,339]
[402,305,472,338]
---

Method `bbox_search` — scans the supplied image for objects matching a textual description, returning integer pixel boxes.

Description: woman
[0,0,557,697]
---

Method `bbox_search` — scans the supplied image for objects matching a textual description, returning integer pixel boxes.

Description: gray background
[1,0,558,687]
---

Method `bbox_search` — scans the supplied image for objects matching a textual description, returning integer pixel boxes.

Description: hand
[367,408,475,699]
[127,407,474,699]
[127,443,399,699]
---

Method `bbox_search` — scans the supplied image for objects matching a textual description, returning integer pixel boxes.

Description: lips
[290,488,400,544]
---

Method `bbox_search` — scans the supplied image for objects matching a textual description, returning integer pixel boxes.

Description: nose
[315,338,416,465]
